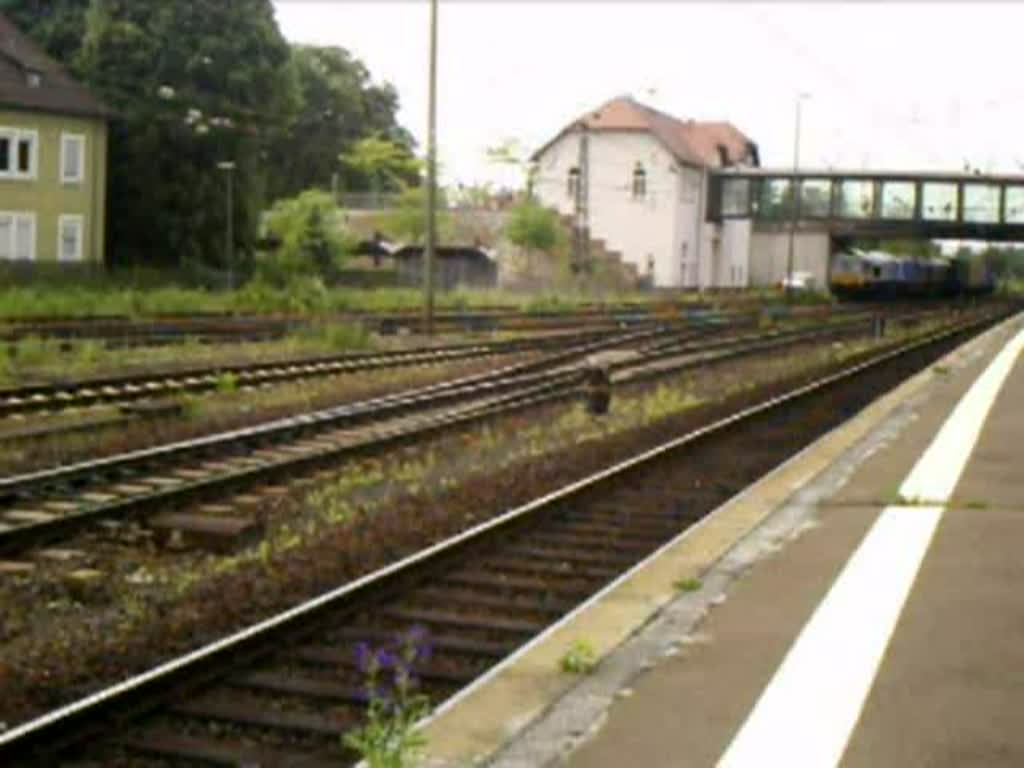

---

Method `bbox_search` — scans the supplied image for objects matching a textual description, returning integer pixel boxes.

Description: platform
[419,313,1024,767]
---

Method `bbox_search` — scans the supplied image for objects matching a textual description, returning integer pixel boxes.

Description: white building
[532,96,759,289]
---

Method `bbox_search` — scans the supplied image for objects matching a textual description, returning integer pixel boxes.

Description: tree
[485,138,535,199]
[0,0,88,63]
[853,239,942,260]
[381,185,452,245]
[266,45,415,201]
[260,189,350,284]
[452,182,495,209]
[976,245,1024,280]
[504,200,566,275]
[8,0,300,272]
[339,135,422,201]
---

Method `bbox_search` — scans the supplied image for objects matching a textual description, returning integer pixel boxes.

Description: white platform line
[717,325,1024,768]
[900,326,1024,501]
[717,504,941,768]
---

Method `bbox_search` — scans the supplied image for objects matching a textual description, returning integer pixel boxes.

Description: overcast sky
[273,1,1024,189]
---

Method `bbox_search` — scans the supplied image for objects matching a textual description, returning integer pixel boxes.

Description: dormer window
[632,163,646,198]
[25,69,42,88]
[716,144,729,167]
[567,166,580,199]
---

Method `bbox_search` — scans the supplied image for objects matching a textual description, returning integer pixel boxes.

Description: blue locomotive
[829,248,995,299]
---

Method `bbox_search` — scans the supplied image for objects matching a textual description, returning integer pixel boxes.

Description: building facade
[532,96,758,289]
[0,14,109,264]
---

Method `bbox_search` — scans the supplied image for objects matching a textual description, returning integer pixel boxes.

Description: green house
[0,14,109,264]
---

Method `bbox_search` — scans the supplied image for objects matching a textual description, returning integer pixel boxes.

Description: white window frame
[61,133,86,184]
[57,214,85,262]
[0,128,38,180]
[0,211,37,260]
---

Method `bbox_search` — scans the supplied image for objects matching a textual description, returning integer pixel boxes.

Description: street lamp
[423,0,439,336]
[217,161,236,291]
[785,92,811,303]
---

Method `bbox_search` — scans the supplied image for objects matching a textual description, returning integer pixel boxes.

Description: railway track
[0,301,729,337]
[0,323,705,554]
[0,326,672,419]
[0,311,899,559]
[0,305,920,422]
[0,308,666,348]
[0,305,1010,766]
[0,316,301,348]
[0,301,863,348]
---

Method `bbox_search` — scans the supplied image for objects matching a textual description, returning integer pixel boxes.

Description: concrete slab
[946,353,1024,509]
[149,513,264,553]
[842,505,1024,767]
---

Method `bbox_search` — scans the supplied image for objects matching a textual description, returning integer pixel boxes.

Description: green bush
[291,320,370,351]
[505,200,564,254]
[381,185,453,245]
[260,189,352,286]
[524,294,576,315]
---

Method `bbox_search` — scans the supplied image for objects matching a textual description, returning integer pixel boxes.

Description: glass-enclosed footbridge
[707,169,1024,241]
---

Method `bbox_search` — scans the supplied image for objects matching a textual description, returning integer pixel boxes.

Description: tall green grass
[0,269,830,320]
[0,282,671,319]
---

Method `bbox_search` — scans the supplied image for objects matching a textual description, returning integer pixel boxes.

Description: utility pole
[786,92,810,303]
[573,120,590,276]
[217,161,236,291]
[423,0,439,336]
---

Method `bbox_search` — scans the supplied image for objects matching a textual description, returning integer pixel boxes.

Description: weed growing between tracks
[344,627,434,768]
[560,639,598,675]
[0,352,537,476]
[0,322,958,728]
[0,323,382,384]
[675,577,703,592]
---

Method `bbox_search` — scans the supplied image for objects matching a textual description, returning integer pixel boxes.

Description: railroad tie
[148,511,264,554]
[0,560,35,576]
[4,509,59,524]
[36,547,87,563]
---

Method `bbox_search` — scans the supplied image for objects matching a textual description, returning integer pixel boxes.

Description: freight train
[829,248,995,299]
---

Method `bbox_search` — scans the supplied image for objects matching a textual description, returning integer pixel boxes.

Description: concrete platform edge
[417,315,1021,768]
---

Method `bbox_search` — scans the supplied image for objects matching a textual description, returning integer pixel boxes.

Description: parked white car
[780,271,817,291]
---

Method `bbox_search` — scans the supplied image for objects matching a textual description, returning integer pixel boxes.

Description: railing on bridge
[706,169,1024,240]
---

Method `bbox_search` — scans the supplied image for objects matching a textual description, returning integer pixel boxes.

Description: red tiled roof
[533,96,757,169]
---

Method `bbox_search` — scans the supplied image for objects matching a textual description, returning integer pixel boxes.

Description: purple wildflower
[375,649,400,671]
[354,641,373,673]
[395,624,432,665]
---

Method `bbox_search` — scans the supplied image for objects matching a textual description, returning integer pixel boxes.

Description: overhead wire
[748,8,947,170]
